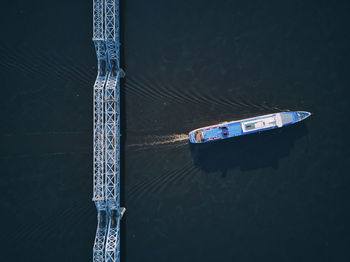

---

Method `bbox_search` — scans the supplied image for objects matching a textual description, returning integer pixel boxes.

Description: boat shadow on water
[190,123,309,175]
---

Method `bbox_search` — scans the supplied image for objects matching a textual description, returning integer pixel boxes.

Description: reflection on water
[190,124,308,174]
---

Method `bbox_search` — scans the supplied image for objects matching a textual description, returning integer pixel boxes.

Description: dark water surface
[1,0,350,261]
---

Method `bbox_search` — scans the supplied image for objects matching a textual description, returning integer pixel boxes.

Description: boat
[189,111,311,144]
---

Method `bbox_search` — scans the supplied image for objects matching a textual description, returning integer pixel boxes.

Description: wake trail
[127,134,188,148]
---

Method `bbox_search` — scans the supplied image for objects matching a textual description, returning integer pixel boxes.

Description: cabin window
[245,123,255,130]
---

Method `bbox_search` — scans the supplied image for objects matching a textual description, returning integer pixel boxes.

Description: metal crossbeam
[93,74,109,262]
[104,74,120,262]
[104,74,120,209]
[93,75,106,203]
[93,0,123,261]
[104,0,120,79]
[93,209,108,262]
[93,0,107,75]
[103,0,122,261]
[92,0,109,261]
[105,0,120,64]
[105,215,120,262]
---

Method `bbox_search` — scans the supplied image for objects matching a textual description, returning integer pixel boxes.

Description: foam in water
[127,133,188,148]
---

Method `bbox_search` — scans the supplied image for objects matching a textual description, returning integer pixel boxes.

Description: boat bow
[296,111,311,122]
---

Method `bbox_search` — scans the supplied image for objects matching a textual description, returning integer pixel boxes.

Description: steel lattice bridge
[92,0,125,261]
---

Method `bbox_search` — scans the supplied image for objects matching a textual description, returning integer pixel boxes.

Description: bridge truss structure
[92,0,125,261]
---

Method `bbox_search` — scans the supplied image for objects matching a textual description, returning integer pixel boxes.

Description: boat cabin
[241,115,282,133]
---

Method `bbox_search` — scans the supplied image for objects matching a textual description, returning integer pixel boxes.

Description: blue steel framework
[92,0,108,261]
[92,0,124,261]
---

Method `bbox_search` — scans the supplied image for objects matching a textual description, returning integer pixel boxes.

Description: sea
[1,0,349,261]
